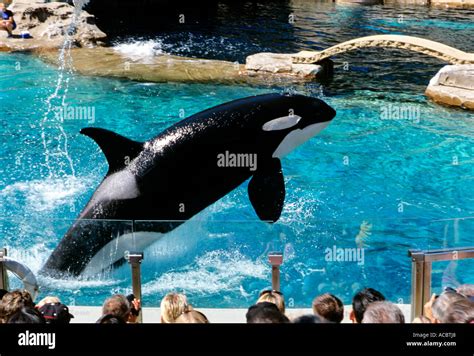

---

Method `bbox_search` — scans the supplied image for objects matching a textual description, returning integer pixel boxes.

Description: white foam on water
[7,243,52,275]
[141,250,268,296]
[5,242,122,296]
[281,192,320,223]
[1,175,89,212]
[39,275,122,290]
[113,40,166,63]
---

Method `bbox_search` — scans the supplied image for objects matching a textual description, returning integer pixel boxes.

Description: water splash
[1,176,89,213]
[113,39,165,63]
[141,250,268,296]
[39,0,91,178]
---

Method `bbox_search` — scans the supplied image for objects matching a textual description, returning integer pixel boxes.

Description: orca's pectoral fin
[81,127,144,173]
[248,158,285,223]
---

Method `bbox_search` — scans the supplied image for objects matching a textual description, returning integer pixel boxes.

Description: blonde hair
[36,296,61,309]
[160,293,190,323]
[175,310,209,324]
[257,290,285,314]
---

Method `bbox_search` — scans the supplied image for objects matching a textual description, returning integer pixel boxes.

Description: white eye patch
[262,115,302,131]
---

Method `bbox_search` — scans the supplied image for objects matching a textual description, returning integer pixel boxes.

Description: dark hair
[293,314,328,323]
[352,288,385,323]
[246,302,289,323]
[7,307,45,324]
[0,289,8,300]
[38,303,74,324]
[96,314,126,324]
[312,293,344,323]
[0,290,35,323]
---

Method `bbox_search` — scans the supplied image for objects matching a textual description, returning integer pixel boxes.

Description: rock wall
[1,0,106,51]
[245,52,331,80]
[36,46,320,85]
[425,65,474,110]
[429,0,474,7]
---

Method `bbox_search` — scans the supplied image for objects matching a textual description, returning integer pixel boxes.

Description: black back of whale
[41,93,336,276]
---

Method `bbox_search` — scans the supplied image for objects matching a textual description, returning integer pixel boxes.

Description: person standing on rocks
[0,2,16,38]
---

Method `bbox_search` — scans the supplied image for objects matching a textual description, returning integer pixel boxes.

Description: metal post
[268,252,283,292]
[422,261,432,309]
[0,248,9,292]
[125,251,144,323]
[409,250,424,319]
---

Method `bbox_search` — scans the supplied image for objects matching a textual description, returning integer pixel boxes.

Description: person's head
[413,315,431,323]
[246,302,290,323]
[38,303,74,324]
[312,293,344,323]
[351,288,385,323]
[442,300,474,323]
[292,314,327,323]
[7,307,45,324]
[456,284,474,298]
[102,294,131,321]
[96,314,127,324]
[160,293,190,323]
[432,292,474,323]
[362,301,405,323]
[36,296,61,309]
[257,290,285,314]
[175,310,209,324]
[0,290,34,323]
[0,289,8,300]
[0,3,5,12]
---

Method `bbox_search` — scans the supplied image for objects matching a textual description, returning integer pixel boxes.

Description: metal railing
[408,246,474,320]
[268,252,283,292]
[0,248,8,291]
[125,251,144,323]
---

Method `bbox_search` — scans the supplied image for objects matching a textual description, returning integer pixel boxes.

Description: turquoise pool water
[1,3,474,308]
[1,53,472,307]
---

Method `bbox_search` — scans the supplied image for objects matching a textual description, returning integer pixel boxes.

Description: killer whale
[41,93,336,277]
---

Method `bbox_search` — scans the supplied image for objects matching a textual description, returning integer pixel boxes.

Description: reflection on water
[108,2,474,94]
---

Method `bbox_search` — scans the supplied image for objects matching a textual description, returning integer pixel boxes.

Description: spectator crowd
[0,285,473,324]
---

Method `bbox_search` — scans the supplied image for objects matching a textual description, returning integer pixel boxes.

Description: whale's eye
[262,115,302,131]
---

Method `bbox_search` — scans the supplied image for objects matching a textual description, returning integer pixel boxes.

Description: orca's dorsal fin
[248,158,285,222]
[81,127,144,173]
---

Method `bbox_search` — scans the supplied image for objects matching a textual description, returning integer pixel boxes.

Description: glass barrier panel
[425,217,474,296]
[1,216,472,311]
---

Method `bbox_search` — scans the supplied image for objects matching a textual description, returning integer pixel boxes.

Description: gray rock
[430,0,474,8]
[1,1,106,51]
[438,68,474,90]
[291,63,323,77]
[426,65,474,110]
[245,52,323,79]
[246,53,293,73]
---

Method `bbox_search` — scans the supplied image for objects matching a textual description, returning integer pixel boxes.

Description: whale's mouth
[272,120,332,159]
